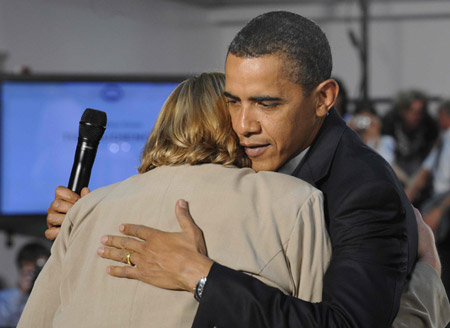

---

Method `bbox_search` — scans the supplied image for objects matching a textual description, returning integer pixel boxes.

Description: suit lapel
[292,108,347,187]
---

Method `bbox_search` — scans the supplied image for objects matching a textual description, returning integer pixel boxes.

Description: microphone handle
[68,138,99,195]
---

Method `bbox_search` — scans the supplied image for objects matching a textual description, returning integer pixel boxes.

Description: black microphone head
[79,108,107,142]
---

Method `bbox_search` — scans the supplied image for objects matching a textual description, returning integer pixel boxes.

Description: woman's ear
[315,79,339,117]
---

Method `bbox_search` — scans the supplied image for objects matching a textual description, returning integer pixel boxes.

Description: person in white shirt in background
[406,100,450,300]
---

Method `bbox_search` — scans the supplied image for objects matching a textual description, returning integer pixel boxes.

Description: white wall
[0,0,222,75]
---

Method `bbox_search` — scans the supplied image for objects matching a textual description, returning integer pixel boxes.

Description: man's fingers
[119,224,158,241]
[80,187,90,198]
[101,234,142,251]
[98,246,134,264]
[106,265,139,279]
[175,199,207,256]
[175,199,200,233]
[55,186,80,203]
[45,227,60,241]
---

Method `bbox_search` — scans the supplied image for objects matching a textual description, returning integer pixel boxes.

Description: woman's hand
[45,186,90,240]
[415,207,441,277]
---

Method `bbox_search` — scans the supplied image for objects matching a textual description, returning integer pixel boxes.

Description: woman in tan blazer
[18,72,331,327]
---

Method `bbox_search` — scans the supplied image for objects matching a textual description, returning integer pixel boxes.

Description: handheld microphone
[68,108,107,194]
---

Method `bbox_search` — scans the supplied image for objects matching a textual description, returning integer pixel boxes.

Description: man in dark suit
[50,11,449,327]
[183,13,416,326]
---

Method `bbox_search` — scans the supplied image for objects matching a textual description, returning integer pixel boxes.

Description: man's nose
[234,105,261,137]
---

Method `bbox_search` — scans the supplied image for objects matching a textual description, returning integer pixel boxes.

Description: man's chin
[250,160,280,172]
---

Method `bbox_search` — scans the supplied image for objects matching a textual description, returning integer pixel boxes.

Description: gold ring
[126,251,135,267]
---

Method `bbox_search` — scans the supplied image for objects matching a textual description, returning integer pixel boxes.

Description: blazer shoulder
[67,174,139,220]
[252,170,323,206]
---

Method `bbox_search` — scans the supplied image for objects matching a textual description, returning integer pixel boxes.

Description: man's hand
[45,186,90,240]
[415,207,441,276]
[97,199,213,292]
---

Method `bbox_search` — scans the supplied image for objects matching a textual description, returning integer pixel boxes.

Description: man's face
[225,54,323,172]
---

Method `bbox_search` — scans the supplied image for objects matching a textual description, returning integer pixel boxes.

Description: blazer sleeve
[17,213,73,327]
[284,189,331,302]
[192,181,414,328]
[393,262,450,328]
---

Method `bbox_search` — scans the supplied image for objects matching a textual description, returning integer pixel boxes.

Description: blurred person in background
[406,100,450,295]
[349,100,396,166]
[406,100,450,236]
[0,242,49,327]
[382,90,438,188]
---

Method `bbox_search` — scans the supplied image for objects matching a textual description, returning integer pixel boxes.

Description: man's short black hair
[228,11,332,95]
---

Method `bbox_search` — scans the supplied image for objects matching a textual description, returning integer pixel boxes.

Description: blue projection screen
[1,78,180,215]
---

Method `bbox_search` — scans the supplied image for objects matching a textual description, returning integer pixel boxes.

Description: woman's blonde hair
[138,72,251,173]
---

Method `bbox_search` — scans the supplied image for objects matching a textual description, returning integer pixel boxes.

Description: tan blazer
[18,164,331,328]
[393,262,450,328]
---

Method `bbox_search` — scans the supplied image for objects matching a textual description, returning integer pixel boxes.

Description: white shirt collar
[277,147,310,175]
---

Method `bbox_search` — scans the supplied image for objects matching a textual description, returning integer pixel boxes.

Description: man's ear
[315,79,339,117]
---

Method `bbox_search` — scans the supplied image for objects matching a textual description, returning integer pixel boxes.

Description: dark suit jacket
[192,108,418,327]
